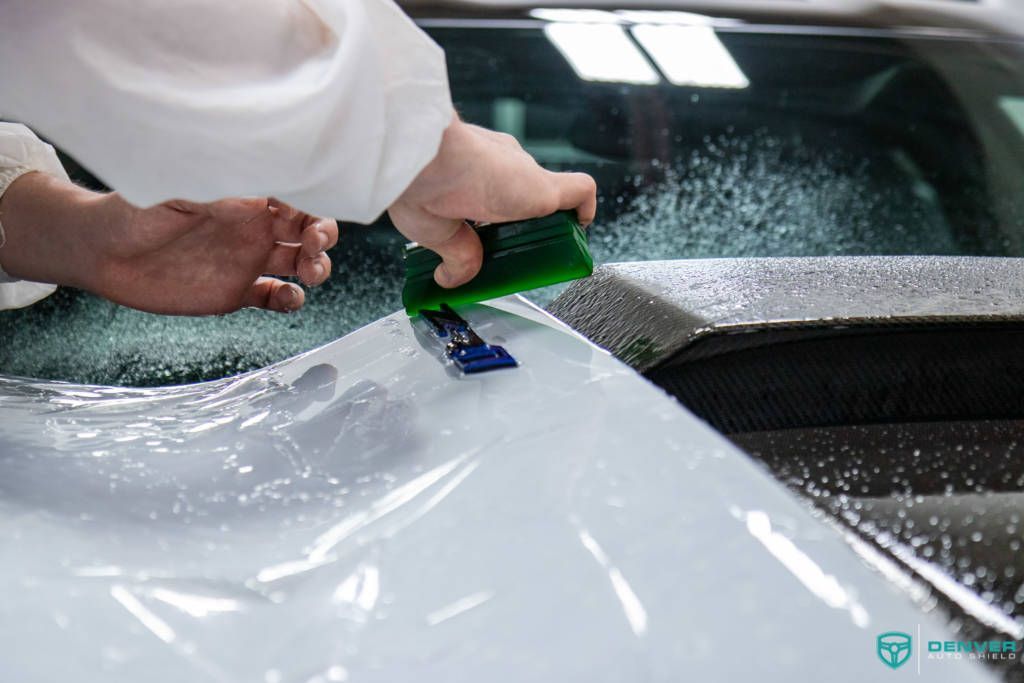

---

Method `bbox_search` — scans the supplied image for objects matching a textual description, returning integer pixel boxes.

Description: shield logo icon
[877,631,913,669]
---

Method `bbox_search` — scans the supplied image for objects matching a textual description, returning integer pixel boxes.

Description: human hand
[388,117,597,288]
[91,195,339,315]
[0,172,338,315]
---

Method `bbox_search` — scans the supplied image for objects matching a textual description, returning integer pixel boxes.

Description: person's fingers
[241,277,305,312]
[427,221,484,288]
[269,201,338,250]
[268,198,312,243]
[265,243,331,284]
[270,214,302,242]
[297,252,331,286]
[265,243,300,276]
[268,197,299,220]
[393,202,482,287]
[317,218,340,250]
[551,172,598,226]
[299,218,338,257]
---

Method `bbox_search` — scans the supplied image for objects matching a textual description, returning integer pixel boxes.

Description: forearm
[0,172,119,290]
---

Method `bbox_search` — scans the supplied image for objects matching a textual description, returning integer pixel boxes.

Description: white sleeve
[0,0,454,224]
[0,123,66,310]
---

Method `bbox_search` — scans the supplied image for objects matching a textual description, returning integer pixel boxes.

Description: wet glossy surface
[550,257,1024,370]
[736,421,1024,645]
[0,297,993,681]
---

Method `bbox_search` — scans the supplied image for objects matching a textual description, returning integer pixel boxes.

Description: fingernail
[318,231,328,250]
[279,285,299,310]
[314,262,325,279]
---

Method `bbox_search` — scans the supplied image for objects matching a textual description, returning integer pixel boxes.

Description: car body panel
[0,297,993,681]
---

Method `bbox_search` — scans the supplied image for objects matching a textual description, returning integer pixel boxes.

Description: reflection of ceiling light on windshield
[544,23,660,85]
[529,8,622,23]
[999,97,1024,135]
[631,24,749,89]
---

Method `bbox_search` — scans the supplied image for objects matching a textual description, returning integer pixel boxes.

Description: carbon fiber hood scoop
[549,257,1024,432]
[549,256,1024,372]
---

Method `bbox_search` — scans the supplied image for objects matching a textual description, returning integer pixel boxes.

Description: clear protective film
[0,298,991,682]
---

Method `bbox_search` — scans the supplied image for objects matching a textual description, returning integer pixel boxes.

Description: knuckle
[495,132,518,145]
[539,191,561,215]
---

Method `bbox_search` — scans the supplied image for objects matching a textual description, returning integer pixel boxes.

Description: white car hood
[0,297,993,682]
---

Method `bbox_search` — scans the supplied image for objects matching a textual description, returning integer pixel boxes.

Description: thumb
[424,220,484,289]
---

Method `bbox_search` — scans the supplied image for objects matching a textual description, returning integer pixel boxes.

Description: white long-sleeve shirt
[0,124,64,308]
[0,0,454,309]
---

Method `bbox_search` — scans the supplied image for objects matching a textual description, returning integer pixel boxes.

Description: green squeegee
[401,210,594,315]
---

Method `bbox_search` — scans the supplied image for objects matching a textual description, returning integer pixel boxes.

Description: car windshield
[5,16,1024,385]
[434,17,1024,266]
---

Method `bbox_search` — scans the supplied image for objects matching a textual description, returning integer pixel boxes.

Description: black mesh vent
[647,324,1024,433]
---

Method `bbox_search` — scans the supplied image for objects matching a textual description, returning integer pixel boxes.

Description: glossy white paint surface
[0,297,995,681]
